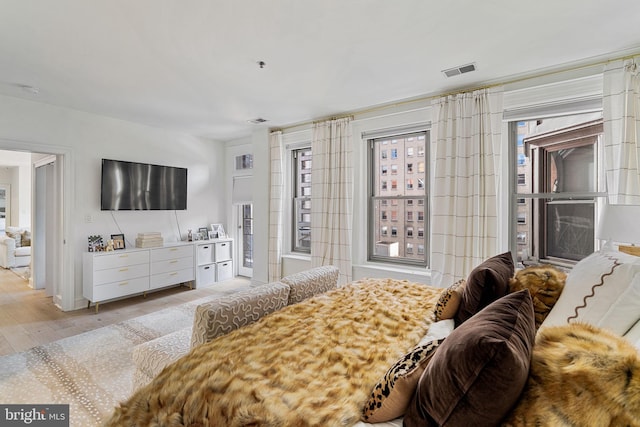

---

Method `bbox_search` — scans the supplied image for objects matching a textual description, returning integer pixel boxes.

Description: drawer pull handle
[119,281,129,286]
[204,266,211,270]
[170,248,178,251]
[170,260,178,264]
[119,268,129,272]
[221,244,227,247]
[119,254,129,258]
[170,272,177,276]
[202,246,209,249]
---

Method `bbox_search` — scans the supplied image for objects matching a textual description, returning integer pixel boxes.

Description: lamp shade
[596,204,640,244]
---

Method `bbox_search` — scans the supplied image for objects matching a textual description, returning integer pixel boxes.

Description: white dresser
[150,244,195,290]
[83,242,195,312]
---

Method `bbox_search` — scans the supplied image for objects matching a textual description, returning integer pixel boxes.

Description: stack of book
[135,232,163,248]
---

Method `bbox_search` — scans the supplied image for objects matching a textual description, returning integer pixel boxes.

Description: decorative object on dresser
[197,227,209,240]
[87,234,104,252]
[210,223,225,239]
[111,233,125,250]
[135,232,163,248]
[83,242,195,313]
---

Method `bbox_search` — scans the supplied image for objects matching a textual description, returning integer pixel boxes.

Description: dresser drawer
[93,263,149,286]
[196,243,214,265]
[216,260,233,281]
[151,256,194,275]
[196,264,216,287]
[93,251,149,271]
[214,241,232,262]
[150,268,194,289]
[92,276,149,302]
[151,245,194,262]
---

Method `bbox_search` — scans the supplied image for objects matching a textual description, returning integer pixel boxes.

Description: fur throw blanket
[502,323,640,426]
[104,279,441,427]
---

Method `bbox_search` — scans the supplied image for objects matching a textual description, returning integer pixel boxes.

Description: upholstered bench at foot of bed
[281,265,339,305]
[190,281,291,348]
[132,327,193,390]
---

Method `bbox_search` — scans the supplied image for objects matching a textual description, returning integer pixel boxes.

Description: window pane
[546,202,594,261]
[546,145,595,193]
[370,130,429,266]
[293,148,312,253]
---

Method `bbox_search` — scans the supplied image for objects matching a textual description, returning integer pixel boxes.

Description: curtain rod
[276,51,640,133]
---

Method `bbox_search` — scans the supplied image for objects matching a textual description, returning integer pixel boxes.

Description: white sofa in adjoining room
[0,226,32,269]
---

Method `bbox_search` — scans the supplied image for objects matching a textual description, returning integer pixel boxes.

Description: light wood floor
[0,267,251,357]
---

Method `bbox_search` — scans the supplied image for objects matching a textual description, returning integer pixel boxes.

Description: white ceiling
[1,0,639,141]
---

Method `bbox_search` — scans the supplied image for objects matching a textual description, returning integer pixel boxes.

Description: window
[293,148,312,253]
[512,115,605,265]
[370,130,429,266]
[406,179,413,190]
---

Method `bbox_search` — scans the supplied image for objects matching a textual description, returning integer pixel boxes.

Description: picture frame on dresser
[198,227,209,239]
[111,233,125,250]
[210,224,225,239]
[88,235,104,252]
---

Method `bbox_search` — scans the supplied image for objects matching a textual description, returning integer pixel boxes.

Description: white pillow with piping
[542,250,640,329]
[597,272,640,336]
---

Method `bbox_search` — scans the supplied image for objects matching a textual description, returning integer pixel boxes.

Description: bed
[104,250,640,426]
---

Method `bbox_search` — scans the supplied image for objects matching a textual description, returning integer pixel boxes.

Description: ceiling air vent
[247,118,268,124]
[442,63,477,78]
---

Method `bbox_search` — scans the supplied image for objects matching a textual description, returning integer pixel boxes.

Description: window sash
[368,129,429,266]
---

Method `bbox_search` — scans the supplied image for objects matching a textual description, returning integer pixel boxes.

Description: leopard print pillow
[362,337,444,423]
[433,279,466,322]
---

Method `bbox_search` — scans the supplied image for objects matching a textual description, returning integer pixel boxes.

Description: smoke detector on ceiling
[442,63,477,78]
[247,118,269,125]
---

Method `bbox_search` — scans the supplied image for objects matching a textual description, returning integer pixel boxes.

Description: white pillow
[542,250,640,329]
[597,272,640,335]
[418,319,454,345]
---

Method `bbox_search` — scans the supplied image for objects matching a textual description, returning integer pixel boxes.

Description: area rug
[0,281,250,427]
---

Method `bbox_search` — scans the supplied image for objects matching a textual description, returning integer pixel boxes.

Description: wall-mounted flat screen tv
[101,159,187,210]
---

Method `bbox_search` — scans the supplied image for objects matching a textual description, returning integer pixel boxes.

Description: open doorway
[236,203,253,278]
[0,144,71,311]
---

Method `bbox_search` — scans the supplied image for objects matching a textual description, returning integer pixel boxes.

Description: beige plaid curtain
[603,57,640,204]
[268,131,284,282]
[310,117,353,285]
[430,87,504,286]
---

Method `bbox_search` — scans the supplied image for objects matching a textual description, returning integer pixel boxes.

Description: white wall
[0,94,226,310]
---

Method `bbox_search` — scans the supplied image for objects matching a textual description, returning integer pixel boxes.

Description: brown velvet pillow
[405,289,535,427]
[454,251,514,326]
